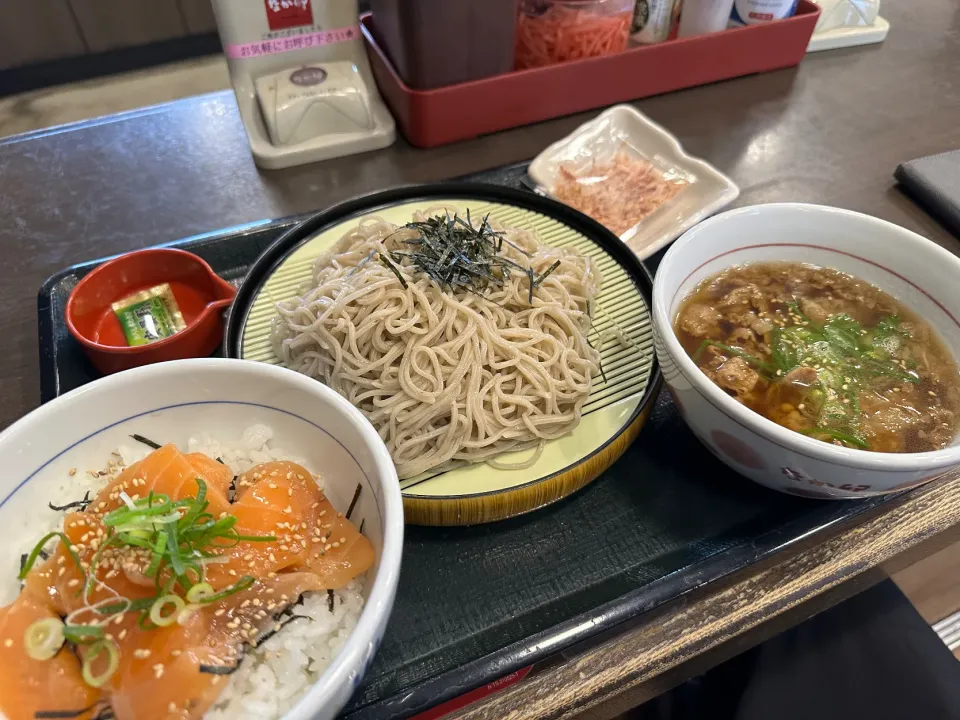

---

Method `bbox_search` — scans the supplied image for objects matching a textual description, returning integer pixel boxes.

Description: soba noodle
[271,208,602,479]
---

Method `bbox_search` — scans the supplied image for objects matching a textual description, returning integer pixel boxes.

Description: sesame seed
[119,629,127,640]
[283,506,292,514]
[3,639,12,648]
[68,468,77,477]
[134,649,151,659]
[169,703,177,713]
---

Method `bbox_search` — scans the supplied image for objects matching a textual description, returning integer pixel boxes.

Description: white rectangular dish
[529,105,740,261]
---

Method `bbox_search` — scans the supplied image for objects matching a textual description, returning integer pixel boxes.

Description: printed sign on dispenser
[264,0,314,30]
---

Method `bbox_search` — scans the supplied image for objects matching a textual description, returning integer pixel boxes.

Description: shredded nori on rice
[129,433,162,450]
[327,589,335,613]
[252,614,306,647]
[199,663,242,676]
[345,483,362,520]
[20,549,49,574]
[34,706,98,719]
[92,706,115,720]
[48,491,92,512]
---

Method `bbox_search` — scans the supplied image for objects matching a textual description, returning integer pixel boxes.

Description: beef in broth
[674,262,960,453]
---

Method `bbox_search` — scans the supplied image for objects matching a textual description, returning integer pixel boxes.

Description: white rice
[3,424,365,720]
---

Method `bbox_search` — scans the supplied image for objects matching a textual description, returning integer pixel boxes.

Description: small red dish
[66,248,237,375]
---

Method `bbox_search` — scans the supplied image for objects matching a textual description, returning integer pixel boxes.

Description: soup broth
[674,262,960,453]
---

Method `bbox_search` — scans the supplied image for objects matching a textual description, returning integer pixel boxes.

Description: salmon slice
[105,610,228,720]
[183,453,235,499]
[0,592,103,720]
[88,445,232,519]
[203,461,374,589]
[106,570,337,720]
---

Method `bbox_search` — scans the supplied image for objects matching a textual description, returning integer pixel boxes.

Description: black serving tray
[37,162,897,719]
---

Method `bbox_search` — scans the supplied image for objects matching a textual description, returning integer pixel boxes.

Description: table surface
[2,0,960,716]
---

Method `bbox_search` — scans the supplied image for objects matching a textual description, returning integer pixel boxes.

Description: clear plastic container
[369,0,517,90]
[515,0,637,70]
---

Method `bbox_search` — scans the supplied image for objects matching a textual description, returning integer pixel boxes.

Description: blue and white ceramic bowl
[0,358,403,720]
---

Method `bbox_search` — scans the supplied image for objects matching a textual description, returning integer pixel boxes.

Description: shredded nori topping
[34,703,103,719]
[199,663,242,675]
[48,491,92,513]
[253,614,306,647]
[130,434,161,449]
[345,483,362,521]
[20,549,49,574]
[380,212,559,303]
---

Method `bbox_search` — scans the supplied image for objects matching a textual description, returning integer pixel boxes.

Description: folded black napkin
[895,149,960,237]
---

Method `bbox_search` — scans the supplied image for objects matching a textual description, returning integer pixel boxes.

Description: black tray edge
[345,486,897,719]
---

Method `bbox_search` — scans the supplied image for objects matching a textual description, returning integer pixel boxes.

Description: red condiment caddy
[361,0,820,148]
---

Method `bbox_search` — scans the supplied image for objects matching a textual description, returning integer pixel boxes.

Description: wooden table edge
[449,477,960,719]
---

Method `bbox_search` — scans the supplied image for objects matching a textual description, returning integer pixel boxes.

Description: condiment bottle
[678,0,736,36]
[631,0,682,44]
[729,0,799,25]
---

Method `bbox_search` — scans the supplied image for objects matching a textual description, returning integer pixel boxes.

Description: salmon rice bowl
[0,424,373,720]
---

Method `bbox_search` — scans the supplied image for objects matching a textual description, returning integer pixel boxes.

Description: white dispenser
[807,0,888,52]
[212,0,395,169]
